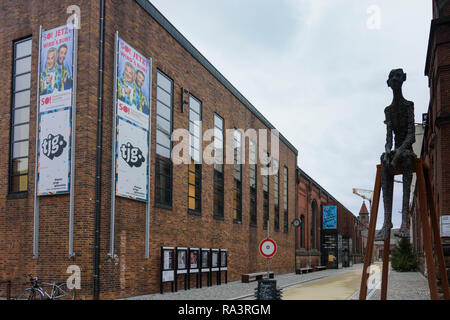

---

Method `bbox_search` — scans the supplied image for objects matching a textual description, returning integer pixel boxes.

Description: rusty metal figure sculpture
[375,69,416,241]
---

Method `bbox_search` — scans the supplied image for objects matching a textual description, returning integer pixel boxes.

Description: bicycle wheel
[53,283,76,300]
[16,288,44,300]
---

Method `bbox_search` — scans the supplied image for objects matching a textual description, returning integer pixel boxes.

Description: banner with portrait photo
[115,38,151,202]
[37,24,76,195]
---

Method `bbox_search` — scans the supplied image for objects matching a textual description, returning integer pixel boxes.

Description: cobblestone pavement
[124,264,364,300]
[348,267,431,300]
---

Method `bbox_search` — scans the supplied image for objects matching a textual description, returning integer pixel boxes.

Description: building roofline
[425,16,450,76]
[296,166,356,218]
[134,0,298,155]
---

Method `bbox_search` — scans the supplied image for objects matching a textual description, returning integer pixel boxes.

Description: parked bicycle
[16,274,75,300]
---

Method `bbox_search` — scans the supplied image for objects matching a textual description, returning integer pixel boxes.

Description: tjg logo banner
[120,142,145,168]
[42,134,67,160]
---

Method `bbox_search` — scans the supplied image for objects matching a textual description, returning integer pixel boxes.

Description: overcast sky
[149,0,433,228]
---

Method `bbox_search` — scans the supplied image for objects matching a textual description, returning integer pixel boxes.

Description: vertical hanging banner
[115,38,151,202]
[38,24,76,195]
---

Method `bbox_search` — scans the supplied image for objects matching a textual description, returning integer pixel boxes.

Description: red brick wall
[413,1,450,278]
[0,0,298,299]
[296,169,367,268]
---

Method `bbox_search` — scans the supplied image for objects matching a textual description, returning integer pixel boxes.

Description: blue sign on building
[323,206,337,230]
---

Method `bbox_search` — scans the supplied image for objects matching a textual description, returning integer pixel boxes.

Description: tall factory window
[9,37,32,194]
[249,140,257,226]
[213,114,224,219]
[262,153,269,230]
[155,71,173,206]
[311,200,318,248]
[274,159,280,231]
[233,130,242,222]
[283,166,289,233]
[188,95,202,213]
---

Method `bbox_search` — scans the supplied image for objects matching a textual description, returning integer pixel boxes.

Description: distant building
[358,202,370,227]
[296,168,367,270]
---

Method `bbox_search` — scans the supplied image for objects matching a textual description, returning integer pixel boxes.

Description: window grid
[262,153,269,230]
[213,114,224,218]
[9,37,32,194]
[249,140,257,227]
[233,130,242,222]
[283,166,289,233]
[188,95,202,213]
[155,70,173,206]
[274,164,280,231]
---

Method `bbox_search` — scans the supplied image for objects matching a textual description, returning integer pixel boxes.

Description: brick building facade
[0,0,298,299]
[411,0,450,281]
[295,168,367,270]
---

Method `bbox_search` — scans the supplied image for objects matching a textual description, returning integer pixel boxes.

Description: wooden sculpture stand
[359,159,449,300]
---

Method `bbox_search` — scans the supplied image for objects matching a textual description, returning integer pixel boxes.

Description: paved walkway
[125,264,364,300]
[283,267,363,300]
[349,266,430,300]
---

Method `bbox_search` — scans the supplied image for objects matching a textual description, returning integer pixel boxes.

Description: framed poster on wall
[220,249,228,270]
[113,37,152,202]
[189,248,199,273]
[37,24,77,195]
[211,249,219,272]
[323,206,338,230]
[161,247,175,284]
[201,248,210,273]
[177,247,188,274]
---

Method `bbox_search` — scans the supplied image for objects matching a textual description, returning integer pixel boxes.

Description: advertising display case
[211,249,220,285]
[200,248,211,287]
[188,248,200,289]
[176,247,188,291]
[160,246,175,294]
[219,249,228,284]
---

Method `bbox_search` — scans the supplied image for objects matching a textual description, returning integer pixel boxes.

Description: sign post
[257,221,281,300]
[259,221,277,275]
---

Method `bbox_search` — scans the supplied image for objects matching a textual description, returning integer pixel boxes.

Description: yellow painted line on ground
[283,267,364,300]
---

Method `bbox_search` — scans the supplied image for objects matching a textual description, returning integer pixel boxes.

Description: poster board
[441,215,450,238]
[189,248,199,273]
[37,24,77,195]
[323,206,338,230]
[201,248,210,273]
[211,249,220,272]
[176,247,188,275]
[220,249,228,271]
[161,247,175,283]
[114,37,151,202]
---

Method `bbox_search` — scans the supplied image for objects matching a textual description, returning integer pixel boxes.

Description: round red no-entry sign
[259,238,277,259]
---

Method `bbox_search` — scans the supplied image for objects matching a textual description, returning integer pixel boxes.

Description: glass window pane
[156,115,171,135]
[214,115,223,130]
[189,197,196,210]
[14,107,30,124]
[156,130,170,149]
[15,56,31,74]
[11,174,28,193]
[156,144,170,159]
[156,101,171,119]
[157,72,172,92]
[16,40,32,59]
[13,141,29,158]
[15,73,31,91]
[189,108,200,122]
[14,90,30,108]
[189,97,200,113]
[157,87,171,106]
[14,124,29,141]
[12,158,28,175]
